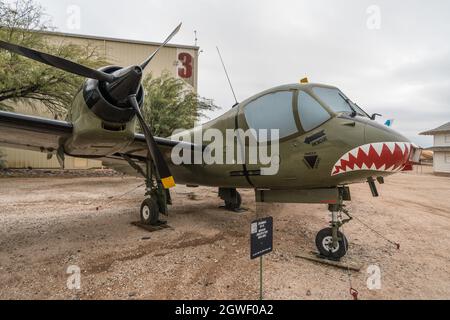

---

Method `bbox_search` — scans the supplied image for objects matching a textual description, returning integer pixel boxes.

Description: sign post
[250,217,273,300]
[260,256,263,301]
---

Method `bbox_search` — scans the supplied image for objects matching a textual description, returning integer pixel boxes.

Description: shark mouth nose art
[331,142,412,176]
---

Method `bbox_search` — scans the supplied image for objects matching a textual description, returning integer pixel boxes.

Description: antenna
[216,46,238,105]
[194,30,198,46]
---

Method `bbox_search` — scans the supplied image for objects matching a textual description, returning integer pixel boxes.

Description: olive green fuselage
[66,83,411,190]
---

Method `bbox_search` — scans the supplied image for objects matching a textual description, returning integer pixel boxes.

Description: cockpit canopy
[243,84,369,141]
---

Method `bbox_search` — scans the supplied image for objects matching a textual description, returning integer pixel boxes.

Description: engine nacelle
[63,66,144,157]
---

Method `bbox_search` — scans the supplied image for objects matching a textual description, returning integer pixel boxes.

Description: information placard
[250,217,273,260]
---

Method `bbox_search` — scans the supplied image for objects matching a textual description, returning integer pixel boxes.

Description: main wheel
[315,227,348,259]
[225,191,242,211]
[140,198,159,225]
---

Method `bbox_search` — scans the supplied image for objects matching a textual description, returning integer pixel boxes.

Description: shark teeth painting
[331,142,412,176]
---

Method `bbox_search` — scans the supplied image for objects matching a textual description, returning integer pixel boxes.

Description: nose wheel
[315,203,352,260]
[315,227,348,260]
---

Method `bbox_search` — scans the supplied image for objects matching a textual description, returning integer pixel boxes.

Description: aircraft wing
[117,132,186,159]
[0,110,195,172]
[0,110,73,153]
[102,132,200,177]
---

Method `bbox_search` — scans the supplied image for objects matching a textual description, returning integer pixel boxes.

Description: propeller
[128,95,175,189]
[140,22,182,70]
[127,23,182,189]
[0,23,183,189]
[0,40,116,82]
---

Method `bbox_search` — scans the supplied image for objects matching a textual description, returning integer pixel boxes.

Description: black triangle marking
[304,155,318,169]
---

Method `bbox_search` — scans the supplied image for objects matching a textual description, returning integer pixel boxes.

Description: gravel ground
[0,167,449,300]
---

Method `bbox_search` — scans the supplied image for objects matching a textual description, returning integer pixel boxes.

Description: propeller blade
[128,95,175,189]
[0,40,116,82]
[140,22,182,70]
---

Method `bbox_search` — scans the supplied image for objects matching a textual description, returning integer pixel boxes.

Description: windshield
[312,87,368,117]
[350,103,369,117]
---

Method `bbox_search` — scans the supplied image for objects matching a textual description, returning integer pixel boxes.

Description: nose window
[297,91,331,132]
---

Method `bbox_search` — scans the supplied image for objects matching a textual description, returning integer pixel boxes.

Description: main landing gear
[140,197,159,225]
[138,158,171,226]
[219,188,242,211]
[315,203,352,260]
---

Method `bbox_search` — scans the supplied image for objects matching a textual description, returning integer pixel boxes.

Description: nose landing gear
[316,203,352,260]
[253,187,354,260]
[316,227,348,260]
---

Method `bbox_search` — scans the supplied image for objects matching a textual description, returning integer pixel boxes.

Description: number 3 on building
[178,53,193,79]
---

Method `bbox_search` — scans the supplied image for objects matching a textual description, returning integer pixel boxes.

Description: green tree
[141,71,219,137]
[0,0,108,116]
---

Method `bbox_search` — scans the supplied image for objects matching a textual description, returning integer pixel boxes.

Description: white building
[420,122,450,175]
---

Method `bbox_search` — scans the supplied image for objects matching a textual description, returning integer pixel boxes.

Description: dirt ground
[0,167,449,300]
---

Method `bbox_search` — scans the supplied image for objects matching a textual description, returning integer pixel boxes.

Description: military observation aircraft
[0,24,421,260]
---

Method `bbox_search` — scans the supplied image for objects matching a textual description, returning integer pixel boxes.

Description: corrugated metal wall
[1,32,198,169]
[1,147,102,169]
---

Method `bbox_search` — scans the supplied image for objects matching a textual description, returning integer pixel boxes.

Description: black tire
[315,227,348,259]
[225,191,242,210]
[140,198,159,225]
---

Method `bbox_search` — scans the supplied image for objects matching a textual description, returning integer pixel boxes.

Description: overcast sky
[32,0,450,146]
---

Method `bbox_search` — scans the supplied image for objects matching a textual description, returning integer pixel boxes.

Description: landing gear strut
[139,158,171,226]
[315,202,352,260]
